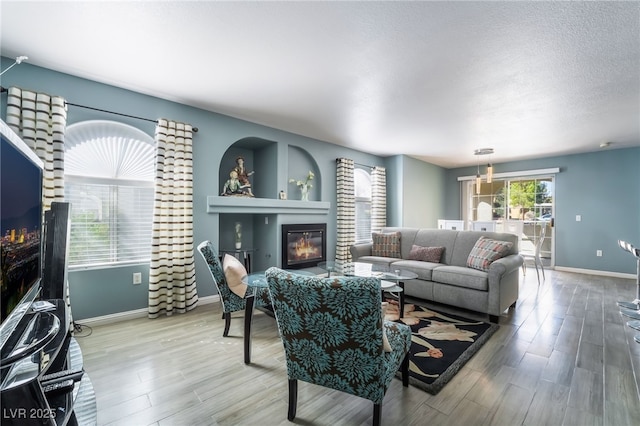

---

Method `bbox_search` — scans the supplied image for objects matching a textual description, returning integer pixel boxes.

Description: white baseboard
[554,266,636,280]
[76,295,220,327]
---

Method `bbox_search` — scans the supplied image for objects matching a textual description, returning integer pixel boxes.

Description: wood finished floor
[76,269,640,426]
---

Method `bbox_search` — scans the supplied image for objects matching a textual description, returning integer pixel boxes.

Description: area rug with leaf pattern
[384,300,499,395]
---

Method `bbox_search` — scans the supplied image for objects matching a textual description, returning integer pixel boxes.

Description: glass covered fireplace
[281,223,327,269]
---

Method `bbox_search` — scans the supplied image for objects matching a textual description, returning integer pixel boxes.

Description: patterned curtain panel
[148,119,198,318]
[5,87,67,210]
[336,158,355,268]
[371,166,387,233]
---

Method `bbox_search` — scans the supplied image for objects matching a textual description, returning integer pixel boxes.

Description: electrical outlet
[576,215,582,222]
[133,272,142,285]
[596,250,603,257]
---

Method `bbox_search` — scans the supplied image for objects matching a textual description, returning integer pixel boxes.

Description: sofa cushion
[466,237,513,272]
[356,256,401,269]
[432,265,489,291]
[407,245,444,263]
[372,232,402,258]
[390,259,439,281]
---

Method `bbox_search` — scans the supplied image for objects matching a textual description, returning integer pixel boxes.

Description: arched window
[64,120,155,267]
[354,168,372,243]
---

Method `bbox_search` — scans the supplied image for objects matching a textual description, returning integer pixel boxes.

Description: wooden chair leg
[288,379,297,421]
[222,312,231,337]
[401,353,409,387]
[373,403,381,426]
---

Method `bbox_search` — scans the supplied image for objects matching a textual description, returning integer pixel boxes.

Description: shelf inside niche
[207,196,330,214]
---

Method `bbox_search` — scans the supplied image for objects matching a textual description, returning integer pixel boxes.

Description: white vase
[300,184,309,201]
[234,222,242,249]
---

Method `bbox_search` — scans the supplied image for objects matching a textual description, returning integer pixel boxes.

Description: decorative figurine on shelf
[232,156,254,197]
[221,170,246,196]
[289,170,314,201]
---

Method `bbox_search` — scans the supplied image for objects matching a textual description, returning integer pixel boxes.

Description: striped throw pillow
[371,232,402,258]
[466,237,513,272]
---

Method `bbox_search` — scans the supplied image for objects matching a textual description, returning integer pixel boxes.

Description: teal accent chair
[265,267,411,426]
[197,240,270,336]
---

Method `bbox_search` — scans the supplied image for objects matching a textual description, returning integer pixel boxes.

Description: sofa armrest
[487,254,524,316]
[489,254,524,276]
[350,243,373,261]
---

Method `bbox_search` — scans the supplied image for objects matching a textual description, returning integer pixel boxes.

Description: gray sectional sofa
[350,227,524,322]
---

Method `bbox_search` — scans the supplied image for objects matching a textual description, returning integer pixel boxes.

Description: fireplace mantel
[207,196,330,215]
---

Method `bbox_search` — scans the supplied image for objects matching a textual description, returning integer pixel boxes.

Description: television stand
[0,299,97,425]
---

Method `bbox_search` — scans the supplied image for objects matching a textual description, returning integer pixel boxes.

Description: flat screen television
[0,120,44,350]
[42,201,71,301]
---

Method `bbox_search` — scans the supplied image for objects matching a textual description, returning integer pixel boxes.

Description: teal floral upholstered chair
[197,240,270,336]
[265,267,411,426]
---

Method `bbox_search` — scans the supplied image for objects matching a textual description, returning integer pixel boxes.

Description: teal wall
[400,155,447,228]
[2,57,638,319]
[382,154,448,228]
[0,59,406,319]
[444,149,640,274]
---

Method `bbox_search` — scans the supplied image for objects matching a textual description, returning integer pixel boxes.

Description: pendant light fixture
[473,148,494,194]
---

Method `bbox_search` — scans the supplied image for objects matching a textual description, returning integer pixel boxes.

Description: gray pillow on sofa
[466,236,513,272]
[407,245,444,263]
[372,232,401,258]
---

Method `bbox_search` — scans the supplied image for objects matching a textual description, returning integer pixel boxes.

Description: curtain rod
[65,101,199,132]
[355,161,375,169]
[0,87,198,132]
[336,158,377,169]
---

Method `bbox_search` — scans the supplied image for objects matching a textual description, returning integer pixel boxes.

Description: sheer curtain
[148,119,198,318]
[336,158,355,268]
[5,87,67,210]
[370,166,387,233]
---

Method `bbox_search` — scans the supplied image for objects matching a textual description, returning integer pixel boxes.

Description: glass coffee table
[318,261,418,317]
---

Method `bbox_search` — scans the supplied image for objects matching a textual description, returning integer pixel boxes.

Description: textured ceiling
[1,1,638,168]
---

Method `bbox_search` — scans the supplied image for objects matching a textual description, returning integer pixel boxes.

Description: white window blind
[65,180,154,266]
[64,120,155,268]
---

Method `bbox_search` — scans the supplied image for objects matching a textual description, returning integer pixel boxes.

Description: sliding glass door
[464,176,554,267]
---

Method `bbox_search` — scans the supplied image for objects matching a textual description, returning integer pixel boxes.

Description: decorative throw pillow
[222,254,248,298]
[407,245,444,263]
[371,232,402,258]
[466,237,513,272]
[380,301,392,352]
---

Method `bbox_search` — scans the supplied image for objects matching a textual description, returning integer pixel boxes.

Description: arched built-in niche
[287,145,320,202]
[219,137,278,199]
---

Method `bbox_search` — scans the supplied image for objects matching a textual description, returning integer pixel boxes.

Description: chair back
[265,267,388,402]
[535,223,547,256]
[197,240,244,313]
